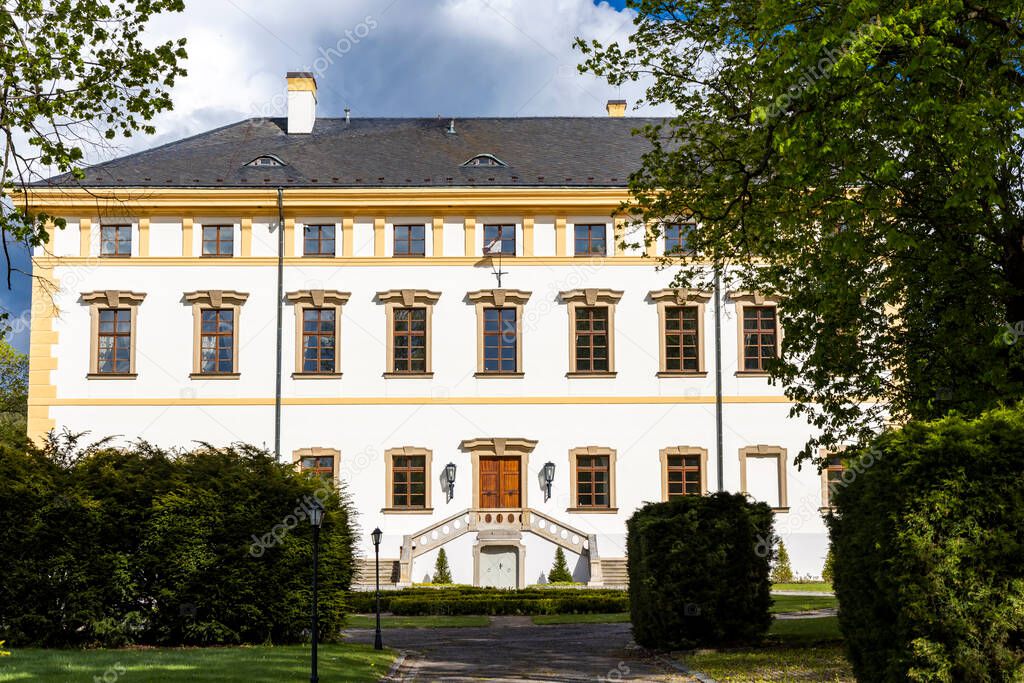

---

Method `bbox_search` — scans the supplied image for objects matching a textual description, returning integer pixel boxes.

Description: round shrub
[627,493,774,649]
[829,407,1024,682]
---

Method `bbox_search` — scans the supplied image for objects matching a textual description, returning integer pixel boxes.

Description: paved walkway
[344,618,695,682]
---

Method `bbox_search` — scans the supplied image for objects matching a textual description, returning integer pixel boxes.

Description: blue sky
[4,0,664,352]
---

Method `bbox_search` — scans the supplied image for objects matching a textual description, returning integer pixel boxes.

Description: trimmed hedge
[346,587,626,614]
[829,407,1024,682]
[0,437,355,647]
[627,493,773,649]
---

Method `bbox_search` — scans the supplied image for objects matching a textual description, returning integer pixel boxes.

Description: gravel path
[344,618,695,682]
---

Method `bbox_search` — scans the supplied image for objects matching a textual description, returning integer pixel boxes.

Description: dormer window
[461,154,507,168]
[245,155,285,167]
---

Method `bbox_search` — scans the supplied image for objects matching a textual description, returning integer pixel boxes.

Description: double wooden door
[479,456,521,508]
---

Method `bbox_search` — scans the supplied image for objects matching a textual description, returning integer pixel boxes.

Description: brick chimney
[287,72,317,134]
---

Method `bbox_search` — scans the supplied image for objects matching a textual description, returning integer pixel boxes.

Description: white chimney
[286,72,317,134]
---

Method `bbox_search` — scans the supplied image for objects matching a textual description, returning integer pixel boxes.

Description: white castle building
[26,74,835,588]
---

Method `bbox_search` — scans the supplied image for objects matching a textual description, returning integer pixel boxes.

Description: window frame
[377,289,441,378]
[460,438,537,511]
[660,446,708,500]
[99,224,132,257]
[393,224,426,257]
[738,444,789,512]
[200,224,235,257]
[467,289,532,378]
[573,223,607,257]
[820,449,847,510]
[649,289,710,376]
[482,223,516,257]
[302,224,336,257]
[730,291,782,376]
[81,290,146,379]
[184,290,248,379]
[560,288,623,378]
[292,447,340,483]
[286,289,349,378]
[567,446,618,513]
[663,222,694,255]
[384,447,433,513]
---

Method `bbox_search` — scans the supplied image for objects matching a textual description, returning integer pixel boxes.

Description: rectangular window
[483,224,516,256]
[393,307,427,373]
[574,224,606,256]
[200,309,234,374]
[824,455,844,507]
[301,308,336,373]
[574,307,609,372]
[664,223,693,254]
[300,455,335,480]
[483,307,517,373]
[100,225,131,257]
[576,455,610,508]
[303,224,335,256]
[202,225,234,257]
[743,306,777,371]
[392,455,427,509]
[666,455,702,499]
[97,309,131,374]
[394,224,426,256]
[665,306,699,372]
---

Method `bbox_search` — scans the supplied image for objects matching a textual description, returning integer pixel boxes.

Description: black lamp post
[309,498,325,683]
[371,527,383,650]
[444,462,457,502]
[543,461,556,501]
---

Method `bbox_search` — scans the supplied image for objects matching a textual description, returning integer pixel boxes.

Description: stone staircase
[353,557,400,590]
[600,558,629,588]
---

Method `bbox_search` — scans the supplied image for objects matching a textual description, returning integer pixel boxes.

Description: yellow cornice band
[33,395,798,407]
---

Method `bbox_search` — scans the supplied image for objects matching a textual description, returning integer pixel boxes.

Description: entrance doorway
[478,545,519,588]
[479,456,521,508]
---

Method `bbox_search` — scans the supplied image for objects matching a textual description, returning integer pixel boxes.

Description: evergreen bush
[830,407,1024,681]
[770,540,794,583]
[432,548,453,584]
[627,493,773,649]
[547,547,574,583]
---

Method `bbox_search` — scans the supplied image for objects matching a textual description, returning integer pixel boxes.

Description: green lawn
[0,644,394,682]
[770,594,837,613]
[772,582,833,593]
[346,614,490,628]
[680,617,852,682]
[531,612,631,625]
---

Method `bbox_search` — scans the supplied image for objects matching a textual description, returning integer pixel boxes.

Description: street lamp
[543,461,556,501]
[309,498,325,683]
[371,527,384,650]
[444,462,457,502]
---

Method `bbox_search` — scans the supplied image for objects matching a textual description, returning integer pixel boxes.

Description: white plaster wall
[50,219,80,257]
[352,218,374,257]
[443,217,465,257]
[251,218,279,257]
[533,216,555,256]
[45,257,831,578]
[149,218,182,257]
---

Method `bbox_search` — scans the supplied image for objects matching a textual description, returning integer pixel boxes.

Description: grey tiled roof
[43,117,662,188]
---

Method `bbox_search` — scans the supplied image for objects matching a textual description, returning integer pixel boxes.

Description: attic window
[461,154,507,168]
[245,155,285,168]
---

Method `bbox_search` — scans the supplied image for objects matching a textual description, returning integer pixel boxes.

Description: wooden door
[479,456,521,508]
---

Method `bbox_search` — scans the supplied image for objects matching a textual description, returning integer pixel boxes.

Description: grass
[345,614,490,628]
[772,582,833,593]
[679,617,852,682]
[0,644,394,682]
[769,594,837,613]
[531,612,631,625]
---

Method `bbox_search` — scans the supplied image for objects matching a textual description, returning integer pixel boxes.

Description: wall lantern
[543,461,556,501]
[444,462,457,502]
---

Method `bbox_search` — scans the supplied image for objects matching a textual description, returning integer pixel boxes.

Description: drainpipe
[714,265,724,492]
[274,188,285,460]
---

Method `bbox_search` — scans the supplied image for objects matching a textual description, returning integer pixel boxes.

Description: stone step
[354,557,400,586]
[600,558,628,586]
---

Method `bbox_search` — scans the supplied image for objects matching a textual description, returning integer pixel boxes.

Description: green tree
[821,545,835,584]
[432,548,453,584]
[1,0,187,285]
[548,547,573,583]
[771,540,793,584]
[0,338,28,416]
[578,1,1024,462]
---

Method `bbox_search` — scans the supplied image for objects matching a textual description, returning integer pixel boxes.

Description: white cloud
[113,0,672,158]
